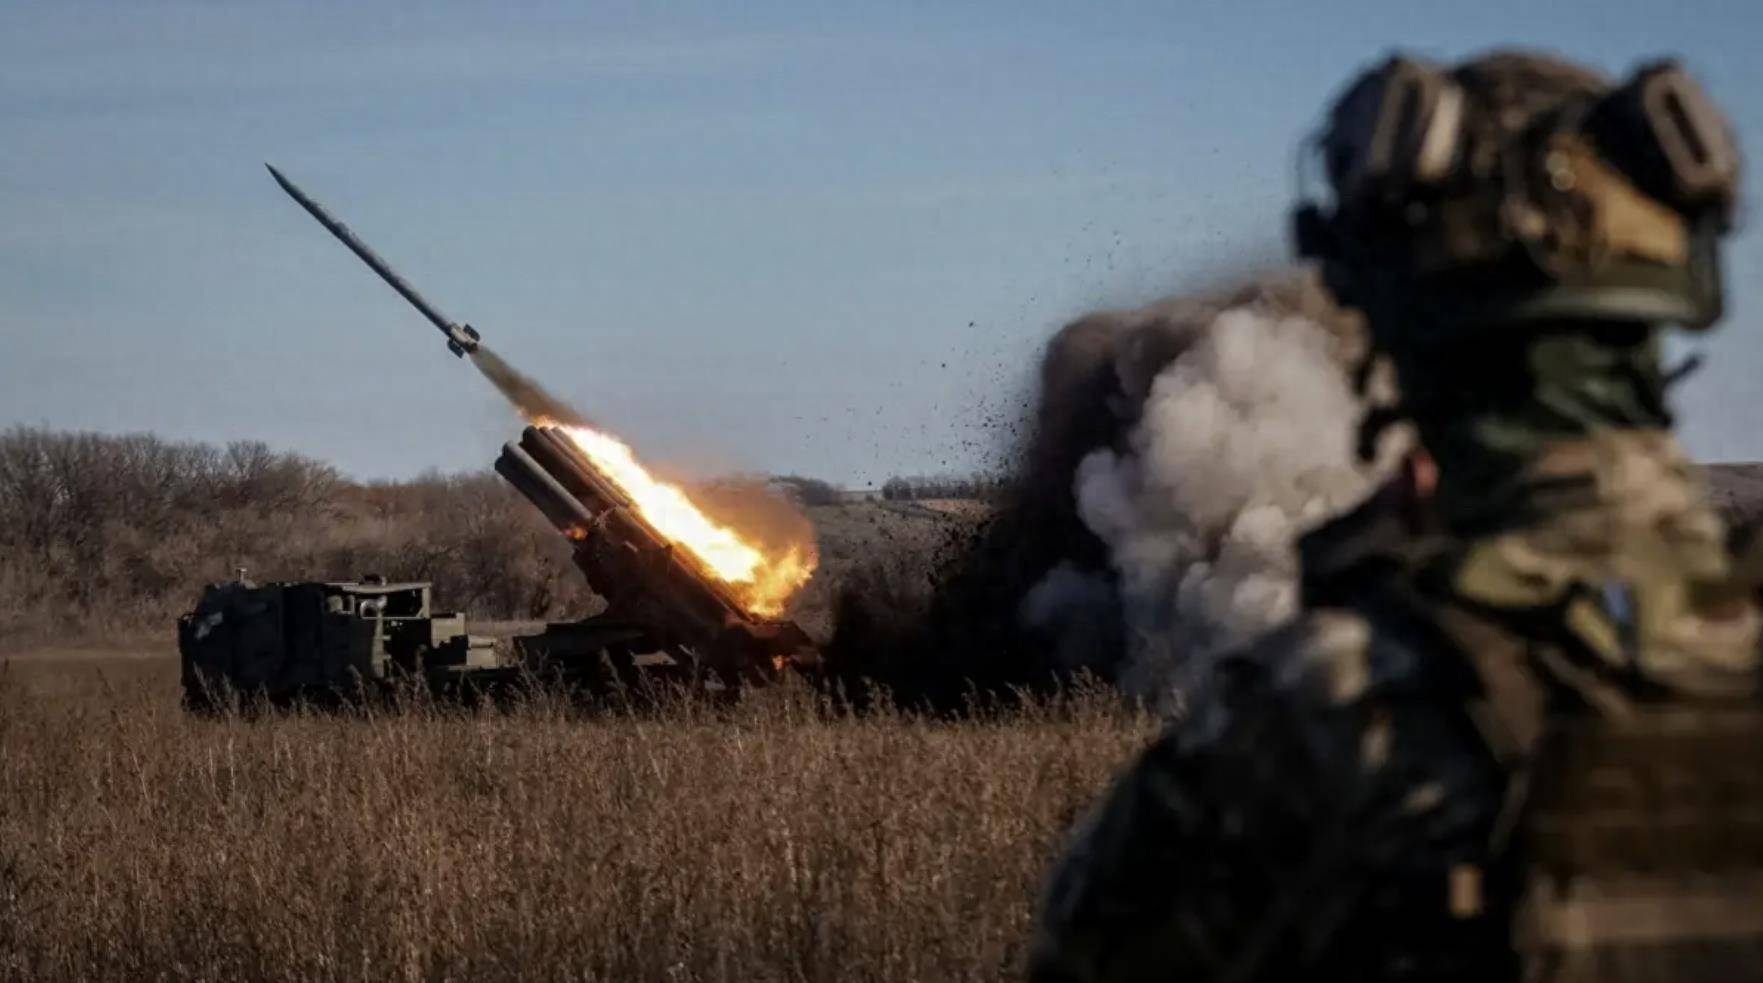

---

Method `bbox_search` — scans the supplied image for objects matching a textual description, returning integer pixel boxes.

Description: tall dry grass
[0,656,1153,983]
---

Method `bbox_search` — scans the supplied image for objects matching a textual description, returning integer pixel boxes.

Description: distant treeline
[879,474,1010,502]
[0,427,1010,647]
[0,427,593,645]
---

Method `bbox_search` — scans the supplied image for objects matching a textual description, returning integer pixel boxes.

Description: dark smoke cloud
[826,269,1389,708]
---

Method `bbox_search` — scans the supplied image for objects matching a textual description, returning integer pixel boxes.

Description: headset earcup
[1590,61,1739,220]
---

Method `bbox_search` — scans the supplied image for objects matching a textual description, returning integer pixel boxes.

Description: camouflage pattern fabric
[1030,428,1761,982]
[1441,428,1759,699]
[1031,609,1519,982]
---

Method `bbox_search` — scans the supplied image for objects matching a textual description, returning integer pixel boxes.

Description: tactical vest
[1516,707,1763,980]
[1300,436,1763,981]
[1322,563,1763,983]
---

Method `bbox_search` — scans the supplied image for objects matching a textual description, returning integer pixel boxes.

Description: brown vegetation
[0,656,1151,982]
[0,426,1135,980]
[0,426,615,647]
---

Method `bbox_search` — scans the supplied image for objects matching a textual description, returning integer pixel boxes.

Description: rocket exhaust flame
[472,349,816,618]
[543,420,814,618]
[470,346,816,619]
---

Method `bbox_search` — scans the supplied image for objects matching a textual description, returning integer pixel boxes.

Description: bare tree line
[0,426,1012,647]
[0,427,592,644]
[880,473,1011,502]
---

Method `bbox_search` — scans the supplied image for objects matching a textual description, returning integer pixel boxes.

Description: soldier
[1030,51,1762,982]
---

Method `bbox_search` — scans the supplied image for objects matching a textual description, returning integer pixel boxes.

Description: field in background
[10,424,1763,982]
[0,654,1149,983]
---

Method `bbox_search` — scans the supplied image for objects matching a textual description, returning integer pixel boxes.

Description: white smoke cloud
[1070,306,1377,699]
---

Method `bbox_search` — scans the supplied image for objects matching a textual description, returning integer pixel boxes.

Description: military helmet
[1294,51,1740,336]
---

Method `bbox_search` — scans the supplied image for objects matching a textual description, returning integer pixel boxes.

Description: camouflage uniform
[1031,52,1762,982]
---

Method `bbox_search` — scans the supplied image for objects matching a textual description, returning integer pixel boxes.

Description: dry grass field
[0,652,1154,983]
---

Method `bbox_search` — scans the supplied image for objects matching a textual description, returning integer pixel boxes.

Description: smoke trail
[824,270,1388,708]
[469,346,591,427]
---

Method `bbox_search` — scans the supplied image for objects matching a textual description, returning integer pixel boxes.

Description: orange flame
[548,422,815,618]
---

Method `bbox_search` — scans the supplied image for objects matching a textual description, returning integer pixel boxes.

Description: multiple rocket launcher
[268,164,815,681]
[496,424,814,678]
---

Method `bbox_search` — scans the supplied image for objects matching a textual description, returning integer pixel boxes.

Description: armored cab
[177,577,504,710]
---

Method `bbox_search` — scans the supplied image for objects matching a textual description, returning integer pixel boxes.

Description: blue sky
[4,0,1763,485]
